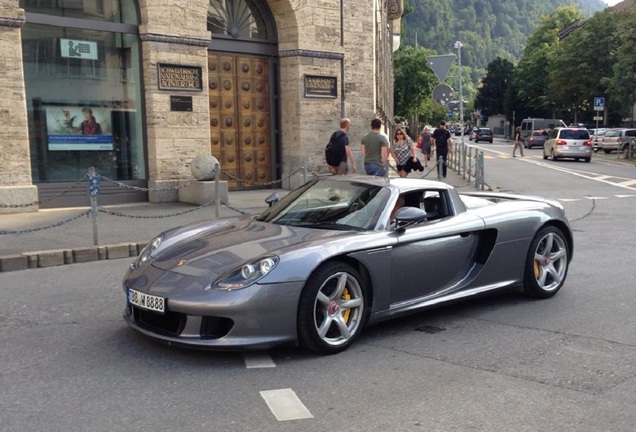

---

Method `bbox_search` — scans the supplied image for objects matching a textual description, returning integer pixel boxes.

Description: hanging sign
[60,38,98,60]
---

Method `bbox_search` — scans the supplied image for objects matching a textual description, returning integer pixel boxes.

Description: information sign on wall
[304,75,337,98]
[158,64,203,91]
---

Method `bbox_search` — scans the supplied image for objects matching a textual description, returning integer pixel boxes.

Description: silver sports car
[122,176,573,354]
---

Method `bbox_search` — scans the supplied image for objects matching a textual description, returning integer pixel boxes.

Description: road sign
[426,54,457,82]
[431,83,453,106]
[594,97,605,110]
[89,175,101,196]
[593,116,603,121]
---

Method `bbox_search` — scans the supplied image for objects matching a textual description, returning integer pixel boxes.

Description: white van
[520,118,567,135]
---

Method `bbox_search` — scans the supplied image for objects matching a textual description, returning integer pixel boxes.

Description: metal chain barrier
[99,175,200,192]
[220,167,304,187]
[0,210,91,235]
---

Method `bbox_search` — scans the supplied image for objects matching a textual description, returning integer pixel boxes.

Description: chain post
[88,167,100,246]
[214,163,220,218]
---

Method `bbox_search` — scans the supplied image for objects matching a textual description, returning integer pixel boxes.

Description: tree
[474,57,514,116]
[607,3,636,123]
[514,6,583,116]
[548,8,622,123]
[393,46,439,130]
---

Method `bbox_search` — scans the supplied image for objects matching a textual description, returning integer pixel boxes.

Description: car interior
[401,190,449,221]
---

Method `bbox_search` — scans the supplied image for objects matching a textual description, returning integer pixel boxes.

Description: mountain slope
[403,0,607,70]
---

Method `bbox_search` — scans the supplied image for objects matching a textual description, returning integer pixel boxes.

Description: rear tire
[603,149,611,154]
[542,150,548,160]
[551,150,557,161]
[523,226,569,299]
[297,261,368,354]
[585,158,591,163]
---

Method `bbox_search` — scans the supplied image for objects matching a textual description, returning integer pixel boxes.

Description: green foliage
[474,57,514,116]
[399,0,635,126]
[514,6,584,115]
[393,46,438,120]
[402,0,605,70]
[607,4,636,119]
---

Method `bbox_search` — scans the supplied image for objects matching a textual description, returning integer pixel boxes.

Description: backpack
[325,131,345,166]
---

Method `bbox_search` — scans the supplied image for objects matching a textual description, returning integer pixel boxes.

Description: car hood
[150,215,351,277]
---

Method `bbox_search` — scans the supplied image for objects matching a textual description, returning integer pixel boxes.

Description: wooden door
[208,54,271,188]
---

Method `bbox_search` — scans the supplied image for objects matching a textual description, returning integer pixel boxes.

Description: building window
[207,0,273,40]
[20,0,144,183]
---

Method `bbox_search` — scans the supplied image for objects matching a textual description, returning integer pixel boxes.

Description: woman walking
[391,127,417,177]
[513,126,524,157]
[420,126,432,167]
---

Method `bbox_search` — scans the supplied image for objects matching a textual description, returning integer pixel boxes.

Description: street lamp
[454,41,464,141]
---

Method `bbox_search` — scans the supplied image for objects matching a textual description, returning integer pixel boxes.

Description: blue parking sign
[594,97,604,109]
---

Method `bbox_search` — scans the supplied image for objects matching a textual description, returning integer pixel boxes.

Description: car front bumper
[122,278,305,350]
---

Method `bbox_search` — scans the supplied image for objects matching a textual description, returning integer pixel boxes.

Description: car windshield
[254,179,391,231]
[560,129,589,139]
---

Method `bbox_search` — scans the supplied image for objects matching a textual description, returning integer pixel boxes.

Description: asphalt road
[1,140,636,431]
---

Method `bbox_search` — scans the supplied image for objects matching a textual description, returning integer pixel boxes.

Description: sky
[603,0,622,5]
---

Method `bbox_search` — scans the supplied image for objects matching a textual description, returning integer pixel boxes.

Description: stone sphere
[190,154,220,180]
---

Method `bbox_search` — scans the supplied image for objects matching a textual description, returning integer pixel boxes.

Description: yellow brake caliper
[342,288,351,322]
[534,259,540,279]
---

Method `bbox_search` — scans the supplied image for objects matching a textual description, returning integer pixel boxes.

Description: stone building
[0,0,402,213]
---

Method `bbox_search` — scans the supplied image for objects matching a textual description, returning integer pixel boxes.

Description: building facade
[0,0,401,213]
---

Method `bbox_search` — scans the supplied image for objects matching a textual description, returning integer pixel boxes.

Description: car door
[388,191,486,304]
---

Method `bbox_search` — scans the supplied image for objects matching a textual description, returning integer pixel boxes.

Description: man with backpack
[325,118,356,174]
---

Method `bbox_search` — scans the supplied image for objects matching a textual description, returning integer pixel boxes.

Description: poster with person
[45,105,113,151]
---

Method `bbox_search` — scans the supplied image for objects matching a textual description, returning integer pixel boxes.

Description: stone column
[137,0,211,202]
[0,2,38,214]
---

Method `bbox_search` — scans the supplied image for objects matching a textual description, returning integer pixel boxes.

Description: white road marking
[558,199,582,202]
[473,145,636,192]
[615,194,636,198]
[585,196,609,200]
[260,388,314,421]
[244,352,276,369]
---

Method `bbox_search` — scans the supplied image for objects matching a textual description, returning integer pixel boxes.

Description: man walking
[361,118,389,176]
[432,120,453,178]
[326,118,356,174]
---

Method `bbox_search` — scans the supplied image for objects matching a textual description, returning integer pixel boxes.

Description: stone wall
[0,1,38,213]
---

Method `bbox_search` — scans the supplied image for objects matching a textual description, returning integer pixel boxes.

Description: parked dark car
[523,129,549,149]
[474,128,493,143]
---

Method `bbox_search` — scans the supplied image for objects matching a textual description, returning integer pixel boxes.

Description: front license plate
[128,288,165,314]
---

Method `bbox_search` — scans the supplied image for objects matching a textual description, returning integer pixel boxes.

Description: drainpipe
[340,0,345,118]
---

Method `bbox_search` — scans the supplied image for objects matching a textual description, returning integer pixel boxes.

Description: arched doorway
[206,0,279,189]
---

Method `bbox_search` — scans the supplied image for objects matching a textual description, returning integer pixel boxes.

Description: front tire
[523,226,569,299]
[297,262,368,354]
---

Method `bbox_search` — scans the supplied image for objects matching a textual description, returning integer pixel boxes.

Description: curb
[0,241,148,273]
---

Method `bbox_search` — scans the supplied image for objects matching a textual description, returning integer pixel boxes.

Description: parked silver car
[543,127,592,162]
[600,128,636,154]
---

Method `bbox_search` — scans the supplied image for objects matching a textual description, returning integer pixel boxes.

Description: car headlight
[131,235,163,269]
[213,256,279,290]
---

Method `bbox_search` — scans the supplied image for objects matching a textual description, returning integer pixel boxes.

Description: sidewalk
[0,168,471,272]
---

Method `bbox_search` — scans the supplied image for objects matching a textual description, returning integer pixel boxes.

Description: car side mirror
[395,206,429,224]
[265,193,279,207]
